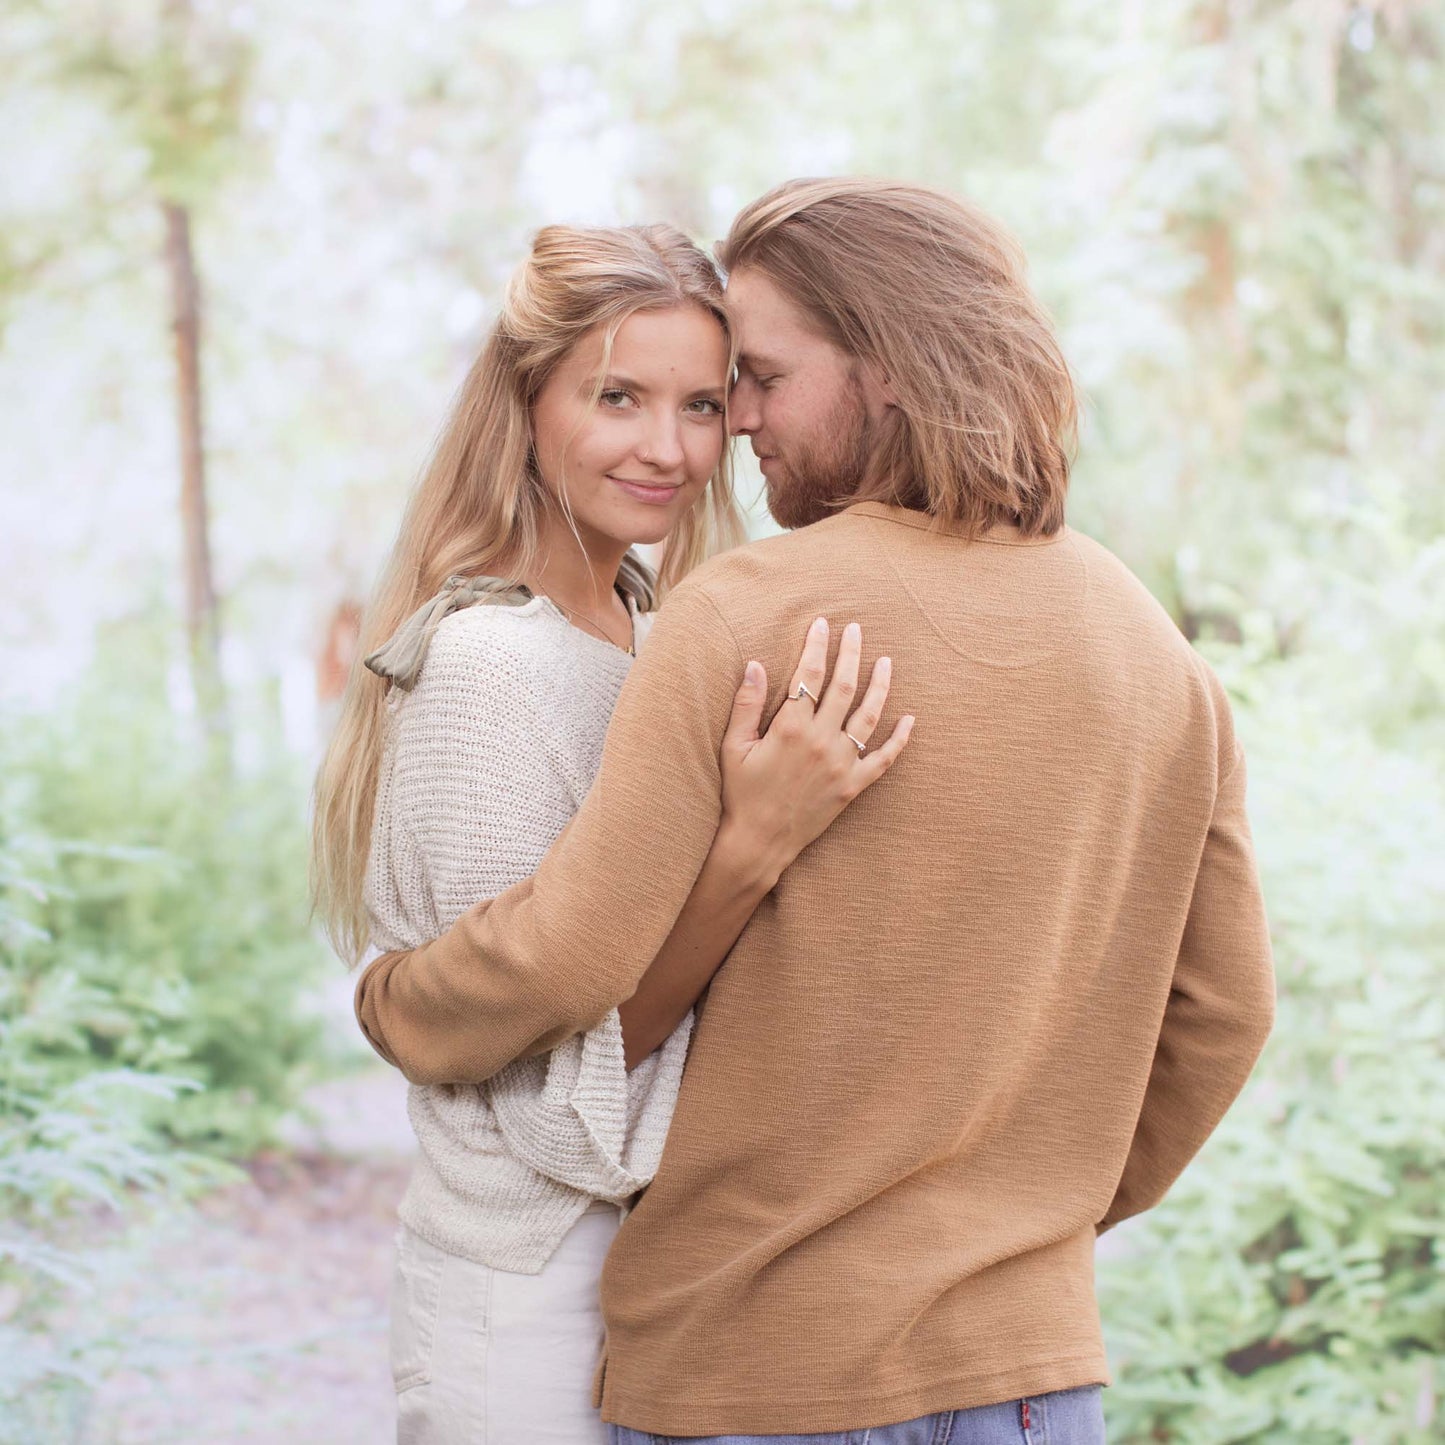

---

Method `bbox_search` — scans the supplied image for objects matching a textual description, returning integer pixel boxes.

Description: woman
[311,224,910,1443]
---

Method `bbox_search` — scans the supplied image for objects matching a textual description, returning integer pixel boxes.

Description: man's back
[595,501,1274,1433]
[355,498,1274,1437]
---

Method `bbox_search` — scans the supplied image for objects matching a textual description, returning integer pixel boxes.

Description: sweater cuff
[573,1007,692,1188]
[489,1008,690,1202]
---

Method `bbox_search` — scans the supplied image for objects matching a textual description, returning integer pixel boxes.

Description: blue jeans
[609,1384,1105,1444]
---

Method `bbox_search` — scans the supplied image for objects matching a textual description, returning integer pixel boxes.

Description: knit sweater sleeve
[356,582,742,1085]
[378,607,691,1195]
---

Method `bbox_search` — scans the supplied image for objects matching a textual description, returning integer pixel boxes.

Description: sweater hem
[396,1184,593,1276]
[599,1351,1111,1436]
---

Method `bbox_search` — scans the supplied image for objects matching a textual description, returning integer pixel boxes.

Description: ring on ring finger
[789,681,820,706]
[845,730,867,757]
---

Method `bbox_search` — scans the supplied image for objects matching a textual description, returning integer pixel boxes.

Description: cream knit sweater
[361,591,690,1274]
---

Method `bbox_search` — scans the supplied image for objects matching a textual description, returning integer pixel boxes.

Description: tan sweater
[356,500,1275,1436]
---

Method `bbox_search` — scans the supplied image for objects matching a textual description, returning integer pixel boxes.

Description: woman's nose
[639,413,685,468]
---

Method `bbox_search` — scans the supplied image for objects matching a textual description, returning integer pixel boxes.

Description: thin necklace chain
[548,592,635,656]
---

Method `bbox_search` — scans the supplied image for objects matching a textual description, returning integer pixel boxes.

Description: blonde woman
[311,225,908,1443]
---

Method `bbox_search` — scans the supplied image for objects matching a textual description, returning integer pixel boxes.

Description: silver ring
[788,681,819,706]
[845,731,867,757]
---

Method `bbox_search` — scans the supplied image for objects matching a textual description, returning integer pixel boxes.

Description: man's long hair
[718,178,1076,538]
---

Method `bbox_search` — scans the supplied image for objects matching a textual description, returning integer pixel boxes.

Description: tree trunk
[162,198,226,737]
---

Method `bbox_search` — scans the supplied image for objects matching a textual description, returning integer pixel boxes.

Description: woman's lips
[609,477,682,505]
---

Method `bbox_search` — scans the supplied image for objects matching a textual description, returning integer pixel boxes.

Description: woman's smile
[608,475,685,505]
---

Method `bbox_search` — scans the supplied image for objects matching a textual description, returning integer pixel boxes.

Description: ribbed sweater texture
[357,502,1275,1434]
[362,595,690,1274]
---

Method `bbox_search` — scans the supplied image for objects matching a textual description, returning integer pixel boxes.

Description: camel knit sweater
[357,501,1276,1435]
[362,594,691,1274]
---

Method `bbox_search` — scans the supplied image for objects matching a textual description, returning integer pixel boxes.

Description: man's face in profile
[725,267,882,530]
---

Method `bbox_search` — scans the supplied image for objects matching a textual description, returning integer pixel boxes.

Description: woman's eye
[686,398,725,416]
[599,389,633,408]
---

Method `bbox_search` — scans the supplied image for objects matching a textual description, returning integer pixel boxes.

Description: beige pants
[390,1201,620,1444]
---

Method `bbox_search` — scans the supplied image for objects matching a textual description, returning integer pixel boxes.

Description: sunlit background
[3,0,1442,1440]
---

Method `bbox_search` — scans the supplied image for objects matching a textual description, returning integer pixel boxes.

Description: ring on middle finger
[845,730,867,756]
[788,681,819,706]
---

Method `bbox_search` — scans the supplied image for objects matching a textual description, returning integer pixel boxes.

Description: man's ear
[861,360,900,412]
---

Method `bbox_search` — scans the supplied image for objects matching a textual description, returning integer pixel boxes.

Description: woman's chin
[610,511,683,550]
[584,490,700,551]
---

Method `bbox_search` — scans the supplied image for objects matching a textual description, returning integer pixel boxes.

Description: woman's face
[531,304,730,553]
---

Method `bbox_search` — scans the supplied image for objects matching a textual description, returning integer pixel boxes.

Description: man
[357,178,1275,1443]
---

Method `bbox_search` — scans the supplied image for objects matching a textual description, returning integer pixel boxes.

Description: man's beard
[765,375,874,530]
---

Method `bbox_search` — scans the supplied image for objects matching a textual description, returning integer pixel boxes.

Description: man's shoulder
[670,513,853,602]
[1069,529,1195,646]
[1066,529,1230,719]
[1065,526,1148,585]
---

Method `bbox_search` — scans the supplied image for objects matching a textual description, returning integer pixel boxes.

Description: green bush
[1099,573,1445,1443]
[5,659,335,1155]
[0,645,338,1438]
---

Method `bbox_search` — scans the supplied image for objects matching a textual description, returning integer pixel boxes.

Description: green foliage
[19,0,254,210]
[1071,10,1445,1434]
[1098,530,1445,1444]
[4,648,334,1155]
[0,638,335,1437]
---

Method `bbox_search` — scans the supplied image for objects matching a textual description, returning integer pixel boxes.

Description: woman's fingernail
[744,661,762,685]
[879,656,892,673]
[845,621,861,642]
[813,616,829,635]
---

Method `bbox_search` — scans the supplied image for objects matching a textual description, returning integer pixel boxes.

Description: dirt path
[80,1065,416,1445]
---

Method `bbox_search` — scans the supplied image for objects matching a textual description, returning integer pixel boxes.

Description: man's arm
[355,581,744,1086]
[1098,677,1276,1233]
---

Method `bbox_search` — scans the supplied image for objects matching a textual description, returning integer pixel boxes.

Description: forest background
[2,0,1442,1441]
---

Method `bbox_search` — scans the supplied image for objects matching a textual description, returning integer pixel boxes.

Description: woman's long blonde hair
[311,224,745,965]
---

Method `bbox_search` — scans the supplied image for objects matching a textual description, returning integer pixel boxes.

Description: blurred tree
[158,2,226,727]
[16,0,253,741]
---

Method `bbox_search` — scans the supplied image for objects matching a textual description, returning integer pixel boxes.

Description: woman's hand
[716,617,915,890]
[617,617,913,1068]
